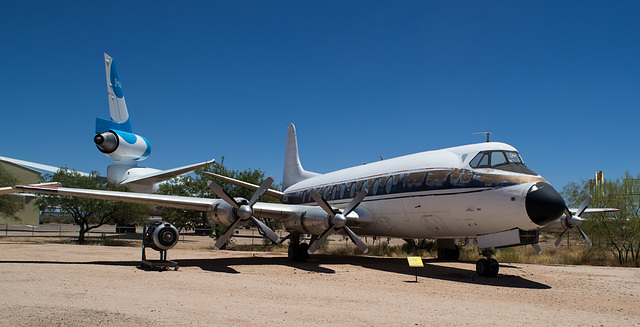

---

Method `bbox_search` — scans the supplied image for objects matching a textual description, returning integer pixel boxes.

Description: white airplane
[1,53,214,193]
[13,122,605,277]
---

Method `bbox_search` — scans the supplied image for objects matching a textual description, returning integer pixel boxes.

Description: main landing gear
[287,234,310,262]
[476,248,499,277]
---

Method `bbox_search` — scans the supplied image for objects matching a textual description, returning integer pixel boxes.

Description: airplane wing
[120,159,216,186]
[0,156,90,176]
[13,183,372,255]
[12,184,307,221]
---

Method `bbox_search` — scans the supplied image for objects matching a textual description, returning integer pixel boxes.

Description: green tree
[0,164,24,220]
[562,172,640,266]
[157,158,281,244]
[38,168,148,243]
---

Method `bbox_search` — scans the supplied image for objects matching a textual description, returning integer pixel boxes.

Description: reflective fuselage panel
[282,142,553,239]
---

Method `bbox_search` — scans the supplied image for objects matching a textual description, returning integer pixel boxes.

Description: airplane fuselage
[280,142,564,240]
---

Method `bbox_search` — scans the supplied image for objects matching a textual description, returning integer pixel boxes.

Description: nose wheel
[476,249,499,277]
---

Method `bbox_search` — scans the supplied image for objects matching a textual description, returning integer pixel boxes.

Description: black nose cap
[525,182,566,226]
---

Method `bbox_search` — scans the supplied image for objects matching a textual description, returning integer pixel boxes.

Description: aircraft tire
[476,258,499,277]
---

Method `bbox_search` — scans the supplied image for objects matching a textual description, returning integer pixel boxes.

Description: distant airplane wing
[0,156,90,176]
[0,182,62,195]
[203,172,284,200]
[120,159,216,187]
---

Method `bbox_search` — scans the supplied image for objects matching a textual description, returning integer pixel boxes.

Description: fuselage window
[350,182,357,198]
[339,184,347,199]
[360,180,368,193]
[384,176,393,194]
[331,185,338,200]
[372,178,381,195]
[324,186,332,199]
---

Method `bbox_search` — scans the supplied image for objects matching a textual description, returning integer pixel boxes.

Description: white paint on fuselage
[284,142,547,240]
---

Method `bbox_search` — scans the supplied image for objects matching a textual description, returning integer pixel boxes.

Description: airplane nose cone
[525,182,565,226]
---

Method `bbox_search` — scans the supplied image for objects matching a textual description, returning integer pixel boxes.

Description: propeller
[555,195,592,247]
[307,188,369,255]
[207,176,280,250]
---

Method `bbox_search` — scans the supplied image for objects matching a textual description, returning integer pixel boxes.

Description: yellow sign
[407,256,424,268]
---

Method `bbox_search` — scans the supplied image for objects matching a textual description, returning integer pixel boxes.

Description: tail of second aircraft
[282,123,319,189]
[99,53,132,133]
[94,53,151,165]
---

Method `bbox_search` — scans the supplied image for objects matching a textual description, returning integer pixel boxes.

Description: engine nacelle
[94,130,151,162]
[207,200,372,236]
[143,222,179,251]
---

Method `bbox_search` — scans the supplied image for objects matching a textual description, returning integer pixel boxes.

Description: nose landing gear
[476,249,499,277]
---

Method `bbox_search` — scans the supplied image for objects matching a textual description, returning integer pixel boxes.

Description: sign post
[407,256,424,283]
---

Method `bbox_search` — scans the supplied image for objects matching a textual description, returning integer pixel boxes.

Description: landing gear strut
[287,234,310,262]
[437,239,460,261]
[476,248,499,277]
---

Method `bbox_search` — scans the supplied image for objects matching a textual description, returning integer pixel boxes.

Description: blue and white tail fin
[97,53,133,134]
[282,123,320,189]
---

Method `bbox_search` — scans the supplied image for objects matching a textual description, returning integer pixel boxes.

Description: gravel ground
[0,241,638,326]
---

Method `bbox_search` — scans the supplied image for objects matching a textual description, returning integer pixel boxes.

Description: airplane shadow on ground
[1,254,549,289]
[177,255,550,289]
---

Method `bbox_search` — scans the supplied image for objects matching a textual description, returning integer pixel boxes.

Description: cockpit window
[505,151,523,164]
[491,152,507,166]
[469,150,536,175]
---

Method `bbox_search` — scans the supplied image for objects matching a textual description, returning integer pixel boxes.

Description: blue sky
[1,1,639,190]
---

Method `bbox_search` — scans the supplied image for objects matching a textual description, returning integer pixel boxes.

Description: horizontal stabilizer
[121,159,216,186]
[203,172,284,200]
[571,208,618,214]
[95,117,133,134]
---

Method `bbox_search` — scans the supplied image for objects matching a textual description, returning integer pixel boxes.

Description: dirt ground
[0,237,639,326]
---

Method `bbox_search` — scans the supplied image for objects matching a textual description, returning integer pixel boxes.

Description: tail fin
[99,53,132,133]
[282,123,319,189]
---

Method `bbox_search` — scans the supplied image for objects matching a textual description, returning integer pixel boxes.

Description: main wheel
[476,258,499,277]
[488,258,499,277]
[476,258,489,276]
[288,242,310,261]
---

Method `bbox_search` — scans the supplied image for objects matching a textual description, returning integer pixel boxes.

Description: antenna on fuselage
[473,132,493,142]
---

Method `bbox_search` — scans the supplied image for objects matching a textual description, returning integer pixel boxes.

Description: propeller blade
[307,227,334,254]
[214,218,244,250]
[248,176,274,207]
[310,189,335,215]
[207,181,241,209]
[249,217,280,243]
[555,228,569,247]
[576,195,592,217]
[343,189,368,216]
[532,243,542,254]
[343,226,368,253]
[577,226,592,246]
